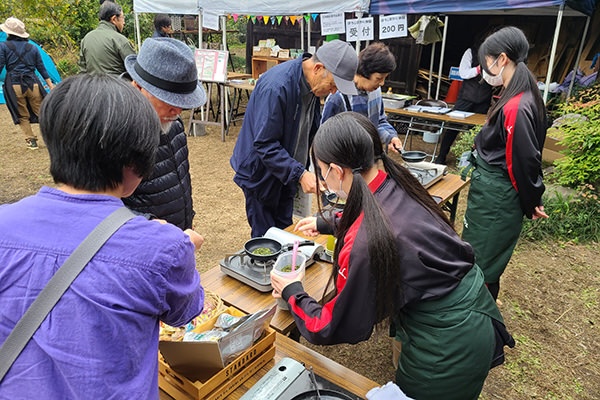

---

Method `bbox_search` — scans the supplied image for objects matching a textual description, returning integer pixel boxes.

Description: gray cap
[316,40,358,95]
[125,38,206,109]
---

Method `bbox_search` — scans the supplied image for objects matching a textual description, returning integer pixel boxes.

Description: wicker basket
[159,291,224,341]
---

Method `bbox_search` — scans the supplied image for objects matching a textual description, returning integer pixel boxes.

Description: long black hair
[479,26,546,128]
[311,112,453,324]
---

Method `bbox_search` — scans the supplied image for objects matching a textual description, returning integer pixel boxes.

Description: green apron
[394,266,503,400]
[462,155,523,283]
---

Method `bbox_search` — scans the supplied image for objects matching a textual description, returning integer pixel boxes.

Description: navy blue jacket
[230,56,320,204]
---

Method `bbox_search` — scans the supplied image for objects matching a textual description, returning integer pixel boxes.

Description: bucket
[423,129,441,143]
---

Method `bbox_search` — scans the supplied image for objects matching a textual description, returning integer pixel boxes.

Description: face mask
[323,165,348,200]
[482,58,504,87]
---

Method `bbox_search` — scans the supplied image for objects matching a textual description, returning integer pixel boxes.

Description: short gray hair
[99,1,122,22]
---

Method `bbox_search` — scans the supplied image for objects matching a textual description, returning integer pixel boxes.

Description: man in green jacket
[78,1,135,75]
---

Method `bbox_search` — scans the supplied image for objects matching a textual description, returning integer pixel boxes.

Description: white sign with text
[345,17,374,42]
[379,14,408,39]
[321,12,346,35]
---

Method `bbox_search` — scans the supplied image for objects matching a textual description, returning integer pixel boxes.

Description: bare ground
[1,105,598,399]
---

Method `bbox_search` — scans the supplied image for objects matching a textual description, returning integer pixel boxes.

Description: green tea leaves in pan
[251,247,274,256]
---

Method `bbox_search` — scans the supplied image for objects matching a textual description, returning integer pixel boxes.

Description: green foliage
[449,125,479,177]
[521,184,600,243]
[552,84,600,188]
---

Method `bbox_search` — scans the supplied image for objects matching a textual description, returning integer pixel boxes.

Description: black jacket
[123,118,194,230]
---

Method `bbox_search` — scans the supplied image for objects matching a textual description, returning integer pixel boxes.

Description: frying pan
[393,144,427,163]
[291,389,355,400]
[243,237,314,262]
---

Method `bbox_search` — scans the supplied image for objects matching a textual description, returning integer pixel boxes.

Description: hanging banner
[379,14,407,39]
[321,12,346,36]
[202,11,220,31]
[346,17,374,42]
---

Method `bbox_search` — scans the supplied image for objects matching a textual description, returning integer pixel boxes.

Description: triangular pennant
[290,16,297,25]
[304,14,310,23]
[233,14,239,23]
[257,16,263,22]
[251,16,257,24]
[264,16,270,24]
[311,13,318,22]
[271,16,276,25]
[276,16,283,25]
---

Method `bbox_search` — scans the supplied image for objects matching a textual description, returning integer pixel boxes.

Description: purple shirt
[0,187,204,399]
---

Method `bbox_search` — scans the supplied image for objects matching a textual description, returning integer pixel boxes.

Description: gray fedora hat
[125,38,206,109]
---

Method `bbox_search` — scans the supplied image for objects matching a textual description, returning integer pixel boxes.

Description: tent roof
[369,0,596,17]
[133,0,369,15]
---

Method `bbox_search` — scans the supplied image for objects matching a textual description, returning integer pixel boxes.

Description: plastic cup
[271,251,306,310]
[325,235,336,258]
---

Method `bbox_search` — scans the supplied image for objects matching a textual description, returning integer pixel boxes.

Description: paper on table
[447,110,475,119]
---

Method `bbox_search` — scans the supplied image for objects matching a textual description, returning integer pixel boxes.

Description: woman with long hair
[271,111,514,400]
[462,26,549,301]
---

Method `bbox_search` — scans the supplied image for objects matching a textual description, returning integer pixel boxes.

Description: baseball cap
[316,40,358,95]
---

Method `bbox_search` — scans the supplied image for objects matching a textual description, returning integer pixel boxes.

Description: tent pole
[198,11,203,50]
[222,15,229,127]
[567,16,591,100]
[428,42,435,99]
[544,3,564,103]
[301,17,305,51]
[435,15,448,100]
[134,12,141,51]
[308,16,312,51]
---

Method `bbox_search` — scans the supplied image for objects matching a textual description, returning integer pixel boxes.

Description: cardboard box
[158,307,276,400]
[252,47,271,57]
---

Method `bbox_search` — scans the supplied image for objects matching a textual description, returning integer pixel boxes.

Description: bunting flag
[303,14,310,24]
[264,16,270,24]
[251,16,256,24]
[290,16,297,25]
[284,16,289,24]
[311,13,318,22]
[232,14,239,23]
[257,16,263,23]
[271,16,276,24]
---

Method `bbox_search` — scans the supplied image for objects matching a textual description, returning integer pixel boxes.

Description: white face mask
[323,165,348,200]
[482,58,504,87]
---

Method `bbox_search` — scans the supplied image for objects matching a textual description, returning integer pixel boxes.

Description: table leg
[443,192,460,226]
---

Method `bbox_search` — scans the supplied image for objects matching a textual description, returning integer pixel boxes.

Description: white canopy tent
[132,0,370,49]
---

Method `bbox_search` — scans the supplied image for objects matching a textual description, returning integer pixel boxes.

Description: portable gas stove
[404,160,448,188]
[220,227,325,292]
[241,357,360,400]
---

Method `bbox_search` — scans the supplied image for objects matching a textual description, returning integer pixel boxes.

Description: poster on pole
[194,49,229,83]
[379,14,408,39]
[202,11,220,31]
[345,17,374,42]
[321,12,346,36]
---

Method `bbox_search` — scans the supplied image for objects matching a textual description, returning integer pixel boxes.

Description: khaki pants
[12,83,43,141]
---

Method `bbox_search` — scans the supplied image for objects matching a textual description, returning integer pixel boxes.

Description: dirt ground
[1,103,598,399]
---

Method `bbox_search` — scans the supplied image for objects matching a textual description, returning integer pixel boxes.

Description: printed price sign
[379,14,407,39]
[345,17,374,42]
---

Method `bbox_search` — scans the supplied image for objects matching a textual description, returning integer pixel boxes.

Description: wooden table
[159,333,379,399]
[386,107,486,161]
[202,174,469,336]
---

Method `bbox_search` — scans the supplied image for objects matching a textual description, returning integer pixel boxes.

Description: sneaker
[26,139,38,150]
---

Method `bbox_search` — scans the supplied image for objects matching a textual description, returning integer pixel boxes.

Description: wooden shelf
[251,56,292,79]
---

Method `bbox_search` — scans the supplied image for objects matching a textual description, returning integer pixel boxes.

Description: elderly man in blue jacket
[230,40,358,237]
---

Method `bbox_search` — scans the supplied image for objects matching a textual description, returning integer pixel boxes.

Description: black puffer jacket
[123,118,194,230]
